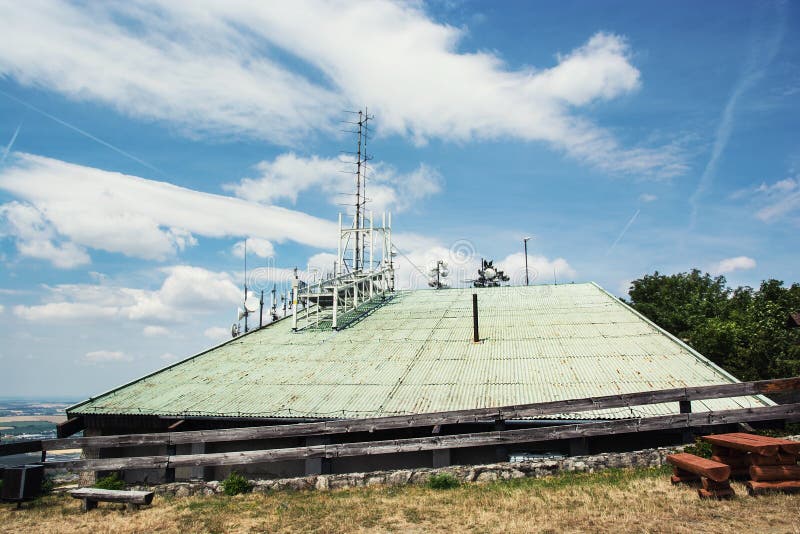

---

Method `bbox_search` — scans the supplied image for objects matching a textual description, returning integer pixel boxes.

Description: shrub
[426,473,460,490]
[94,473,125,490]
[221,471,252,496]
[40,477,55,495]
[684,437,712,459]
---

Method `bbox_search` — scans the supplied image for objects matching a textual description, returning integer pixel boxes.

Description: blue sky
[0,0,797,398]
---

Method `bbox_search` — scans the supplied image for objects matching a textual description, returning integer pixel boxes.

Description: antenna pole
[259,290,264,328]
[355,110,362,271]
[243,239,248,333]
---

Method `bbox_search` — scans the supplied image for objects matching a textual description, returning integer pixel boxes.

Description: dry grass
[3,467,799,533]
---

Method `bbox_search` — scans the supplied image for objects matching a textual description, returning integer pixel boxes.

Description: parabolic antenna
[237,307,246,321]
[244,296,260,313]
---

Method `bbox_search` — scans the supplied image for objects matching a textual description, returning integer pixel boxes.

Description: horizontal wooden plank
[57,416,85,439]
[0,440,42,456]
[27,376,799,454]
[69,488,154,505]
[702,435,780,456]
[41,402,800,472]
[746,480,800,494]
[2,376,794,457]
[51,455,170,471]
[750,465,800,482]
[666,453,730,482]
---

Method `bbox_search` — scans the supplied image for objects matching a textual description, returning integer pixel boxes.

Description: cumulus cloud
[159,352,178,361]
[639,193,657,203]
[0,153,336,265]
[0,1,684,176]
[226,153,442,213]
[712,256,757,275]
[232,238,275,259]
[82,350,131,363]
[388,239,575,289]
[204,326,230,341]
[14,265,241,322]
[142,325,169,337]
[496,252,577,285]
[0,201,90,268]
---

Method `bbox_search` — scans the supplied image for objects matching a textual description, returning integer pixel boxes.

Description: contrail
[0,88,167,178]
[688,3,785,227]
[606,208,640,255]
[1,123,21,163]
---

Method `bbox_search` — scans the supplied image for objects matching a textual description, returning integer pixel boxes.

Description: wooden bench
[68,488,155,511]
[666,453,734,499]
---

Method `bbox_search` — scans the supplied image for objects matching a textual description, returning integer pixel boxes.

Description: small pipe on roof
[472,293,480,343]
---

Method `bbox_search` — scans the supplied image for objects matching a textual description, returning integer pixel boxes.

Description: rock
[315,476,330,491]
[475,471,498,483]
[386,470,412,486]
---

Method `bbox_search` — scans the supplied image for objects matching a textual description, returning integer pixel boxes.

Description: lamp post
[523,236,532,286]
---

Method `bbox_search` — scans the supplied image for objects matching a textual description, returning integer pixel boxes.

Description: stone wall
[134,434,800,497]
[141,444,686,497]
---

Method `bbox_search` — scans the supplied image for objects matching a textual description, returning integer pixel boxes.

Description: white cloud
[753,177,800,222]
[83,350,131,363]
[757,178,798,194]
[0,201,90,268]
[388,239,575,290]
[226,153,442,213]
[232,238,275,259]
[159,352,178,361]
[13,265,242,322]
[0,153,336,264]
[142,325,169,337]
[0,304,4,314]
[0,1,684,176]
[497,252,577,285]
[712,256,757,275]
[203,326,229,341]
[639,193,657,203]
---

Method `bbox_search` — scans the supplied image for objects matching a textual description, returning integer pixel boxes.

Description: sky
[0,0,798,399]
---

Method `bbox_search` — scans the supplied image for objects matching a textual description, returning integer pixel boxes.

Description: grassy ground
[2,466,799,533]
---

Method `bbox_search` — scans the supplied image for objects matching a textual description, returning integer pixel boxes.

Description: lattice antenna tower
[339,108,374,273]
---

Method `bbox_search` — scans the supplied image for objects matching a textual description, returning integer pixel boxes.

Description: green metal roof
[69,283,770,420]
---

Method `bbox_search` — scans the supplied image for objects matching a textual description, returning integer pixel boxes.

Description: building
[66,282,770,483]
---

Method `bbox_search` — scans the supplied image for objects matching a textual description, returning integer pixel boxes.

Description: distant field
[2,467,799,533]
[0,415,66,424]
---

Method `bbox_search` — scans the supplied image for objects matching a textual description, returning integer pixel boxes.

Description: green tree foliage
[627,270,800,380]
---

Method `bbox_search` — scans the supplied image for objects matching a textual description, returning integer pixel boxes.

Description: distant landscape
[0,399,80,467]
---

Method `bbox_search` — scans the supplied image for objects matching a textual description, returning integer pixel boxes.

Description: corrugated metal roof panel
[69,283,771,419]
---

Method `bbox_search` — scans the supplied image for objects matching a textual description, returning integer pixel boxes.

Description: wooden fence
[1,377,798,472]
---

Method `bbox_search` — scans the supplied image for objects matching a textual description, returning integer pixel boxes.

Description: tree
[627,271,800,380]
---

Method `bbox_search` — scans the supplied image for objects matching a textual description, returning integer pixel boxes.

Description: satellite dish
[237,307,246,321]
[231,323,240,338]
[244,296,260,313]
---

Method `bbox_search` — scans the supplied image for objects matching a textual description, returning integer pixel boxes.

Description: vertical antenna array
[345,108,373,273]
[292,107,394,332]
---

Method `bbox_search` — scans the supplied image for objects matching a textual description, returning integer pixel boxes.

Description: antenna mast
[354,108,371,271]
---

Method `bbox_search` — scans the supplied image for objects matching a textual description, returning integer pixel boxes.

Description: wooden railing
[1,377,798,471]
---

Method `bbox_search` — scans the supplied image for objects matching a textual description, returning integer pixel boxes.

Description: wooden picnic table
[701,432,800,455]
[700,432,800,495]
